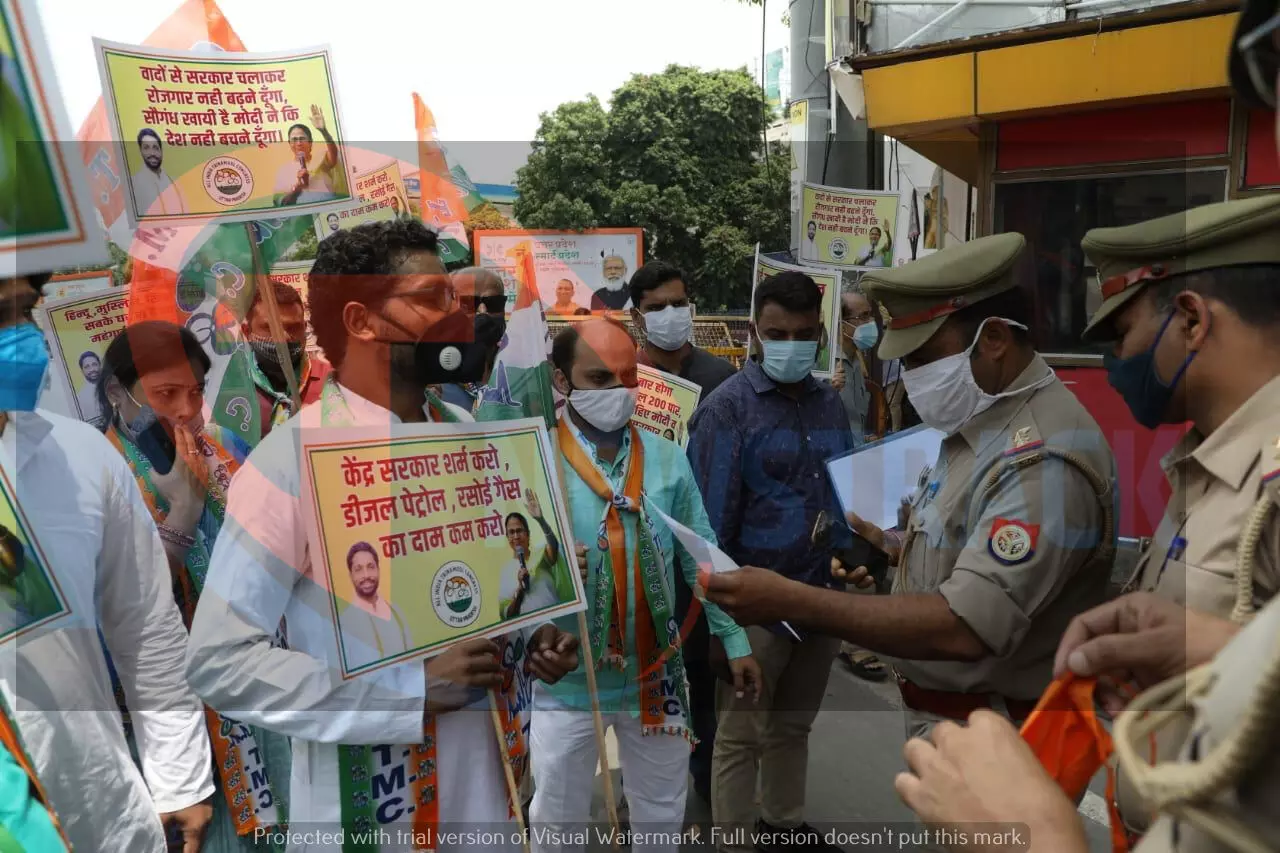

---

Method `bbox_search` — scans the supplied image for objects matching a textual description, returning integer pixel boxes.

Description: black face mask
[248,338,304,390]
[383,311,504,387]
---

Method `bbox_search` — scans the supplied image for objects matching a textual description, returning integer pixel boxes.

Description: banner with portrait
[37,287,131,430]
[0,466,72,647]
[752,247,841,379]
[798,183,900,270]
[1,0,106,276]
[300,419,585,678]
[312,159,407,241]
[633,366,701,448]
[473,228,644,314]
[94,39,352,226]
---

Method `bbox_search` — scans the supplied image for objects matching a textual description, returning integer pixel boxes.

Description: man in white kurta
[1,409,214,850]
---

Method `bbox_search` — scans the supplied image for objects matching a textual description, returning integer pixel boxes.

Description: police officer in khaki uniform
[1080,196,1280,840]
[704,232,1117,741]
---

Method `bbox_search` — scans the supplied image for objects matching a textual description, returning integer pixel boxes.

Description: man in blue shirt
[687,271,859,853]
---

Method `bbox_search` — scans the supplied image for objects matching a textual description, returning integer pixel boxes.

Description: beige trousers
[711,625,841,853]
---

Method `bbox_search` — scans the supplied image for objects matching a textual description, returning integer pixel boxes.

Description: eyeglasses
[1239,10,1280,108]
[384,281,458,314]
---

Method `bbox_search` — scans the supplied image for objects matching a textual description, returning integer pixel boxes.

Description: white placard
[825,425,945,531]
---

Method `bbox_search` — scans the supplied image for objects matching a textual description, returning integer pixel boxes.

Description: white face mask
[642,305,693,351]
[569,386,637,432]
[902,317,1051,435]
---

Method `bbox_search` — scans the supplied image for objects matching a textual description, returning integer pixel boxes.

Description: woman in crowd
[96,321,290,852]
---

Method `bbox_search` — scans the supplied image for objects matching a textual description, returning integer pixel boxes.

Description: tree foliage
[464,202,513,243]
[514,65,788,310]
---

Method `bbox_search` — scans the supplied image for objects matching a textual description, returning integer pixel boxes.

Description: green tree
[463,202,512,244]
[279,225,318,263]
[514,65,788,310]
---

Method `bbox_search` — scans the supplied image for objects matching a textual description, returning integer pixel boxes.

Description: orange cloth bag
[1019,673,1129,853]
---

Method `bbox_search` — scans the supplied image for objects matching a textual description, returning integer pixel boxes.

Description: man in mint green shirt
[529,318,759,853]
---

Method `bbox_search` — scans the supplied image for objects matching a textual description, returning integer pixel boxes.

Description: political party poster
[633,366,701,447]
[38,287,130,430]
[94,39,352,226]
[42,271,113,301]
[1,0,106,276]
[0,466,71,647]
[752,247,841,379]
[312,160,407,241]
[799,183,900,270]
[300,419,585,678]
[789,100,808,255]
[267,260,319,357]
[473,228,644,314]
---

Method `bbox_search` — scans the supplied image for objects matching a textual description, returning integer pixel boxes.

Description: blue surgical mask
[1104,311,1195,430]
[0,323,50,412]
[760,339,819,384]
[853,322,879,352]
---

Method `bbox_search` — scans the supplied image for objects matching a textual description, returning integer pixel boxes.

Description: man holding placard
[2,271,216,851]
[186,219,581,851]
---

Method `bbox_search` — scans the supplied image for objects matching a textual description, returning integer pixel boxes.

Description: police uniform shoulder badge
[1264,435,1280,503]
[988,517,1039,565]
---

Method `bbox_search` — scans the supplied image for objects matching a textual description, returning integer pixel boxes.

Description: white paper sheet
[825,425,945,530]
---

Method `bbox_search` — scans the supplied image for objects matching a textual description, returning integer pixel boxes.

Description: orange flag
[78,0,246,236]
[412,93,467,233]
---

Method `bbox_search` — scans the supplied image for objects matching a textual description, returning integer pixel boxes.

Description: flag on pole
[475,240,559,431]
[77,0,247,246]
[449,163,487,213]
[413,92,470,262]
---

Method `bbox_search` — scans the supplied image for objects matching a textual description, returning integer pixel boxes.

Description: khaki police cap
[1081,195,1280,341]
[860,232,1026,360]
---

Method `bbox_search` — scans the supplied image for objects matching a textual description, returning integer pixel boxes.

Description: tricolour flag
[413,93,469,262]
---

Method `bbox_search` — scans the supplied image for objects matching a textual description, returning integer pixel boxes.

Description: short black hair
[346,541,378,570]
[326,213,340,222]
[1149,264,1280,328]
[249,281,304,319]
[807,220,817,229]
[946,286,1033,347]
[79,350,100,368]
[137,128,161,146]
[307,218,441,368]
[754,271,822,317]
[504,512,529,533]
[97,321,211,428]
[287,123,312,142]
[629,261,686,309]
[550,318,632,377]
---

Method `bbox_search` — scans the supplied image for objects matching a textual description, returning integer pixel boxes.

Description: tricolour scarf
[105,422,283,837]
[318,378,525,852]
[555,421,693,740]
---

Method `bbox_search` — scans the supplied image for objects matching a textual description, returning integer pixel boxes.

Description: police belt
[895,673,1037,723]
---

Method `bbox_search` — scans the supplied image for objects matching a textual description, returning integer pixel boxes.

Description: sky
[37,0,790,185]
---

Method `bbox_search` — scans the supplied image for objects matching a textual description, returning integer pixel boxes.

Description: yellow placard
[40,287,130,429]
[0,466,71,647]
[800,183,900,269]
[312,160,407,241]
[632,366,702,447]
[94,39,351,226]
[301,420,585,678]
[753,249,842,378]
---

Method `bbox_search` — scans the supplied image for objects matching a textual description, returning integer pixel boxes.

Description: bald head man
[551,318,639,444]
[451,266,506,315]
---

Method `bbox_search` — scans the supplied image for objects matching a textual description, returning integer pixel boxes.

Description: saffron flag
[412,92,469,263]
[77,0,247,246]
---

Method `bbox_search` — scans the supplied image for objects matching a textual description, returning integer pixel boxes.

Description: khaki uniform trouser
[711,625,841,853]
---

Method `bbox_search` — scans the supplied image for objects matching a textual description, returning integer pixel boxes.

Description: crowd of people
[1,3,1278,852]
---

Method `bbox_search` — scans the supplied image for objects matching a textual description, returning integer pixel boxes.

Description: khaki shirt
[1131,374,1280,617]
[1131,587,1280,853]
[889,355,1117,700]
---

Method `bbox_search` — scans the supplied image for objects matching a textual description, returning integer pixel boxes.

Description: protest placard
[473,228,643,314]
[1,0,106,276]
[633,365,701,447]
[300,419,585,678]
[94,39,351,226]
[38,287,130,430]
[311,159,407,241]
[752,246,841,378]
[42,271,113,301]
[0,466,71,647]
[799,183,900,270]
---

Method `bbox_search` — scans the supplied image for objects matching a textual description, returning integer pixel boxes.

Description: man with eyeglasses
[185,219,580,851]
[440,267,508,414]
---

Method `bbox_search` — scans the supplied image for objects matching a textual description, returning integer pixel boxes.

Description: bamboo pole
[244,223,301,412]
[489,689,531,853]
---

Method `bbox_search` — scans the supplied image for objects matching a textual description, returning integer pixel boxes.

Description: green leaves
[513,65,788,311]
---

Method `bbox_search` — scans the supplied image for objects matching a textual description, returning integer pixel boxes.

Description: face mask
[1103,311,1195,430]
[902,317,1050,435]
[248,337,304,387]
[852,322,879,352]
[382,311,495,389]
[569,386,637,433]
[0,323,50,412]
[759,339,819,384]
[643,305,693,351]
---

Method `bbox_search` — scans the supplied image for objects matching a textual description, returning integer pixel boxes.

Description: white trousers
[529,685,690,853]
